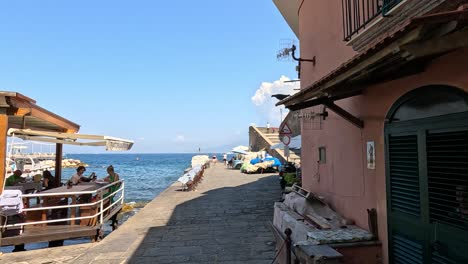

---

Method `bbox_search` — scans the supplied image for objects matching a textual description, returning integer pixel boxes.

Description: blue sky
[0,1,297,153]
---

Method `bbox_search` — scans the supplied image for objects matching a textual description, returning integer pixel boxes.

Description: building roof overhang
[272,0,300,37]
[276,6,468,111]
[0,92,80,133]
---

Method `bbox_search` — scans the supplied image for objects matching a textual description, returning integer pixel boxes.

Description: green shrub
[283,173,297,186]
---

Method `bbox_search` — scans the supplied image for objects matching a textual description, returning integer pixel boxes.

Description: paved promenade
[0,162,281,264]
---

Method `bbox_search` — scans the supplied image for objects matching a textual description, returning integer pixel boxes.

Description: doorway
[385,86,468,263]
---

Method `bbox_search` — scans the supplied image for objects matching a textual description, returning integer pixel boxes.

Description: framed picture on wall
[367,141,375,170]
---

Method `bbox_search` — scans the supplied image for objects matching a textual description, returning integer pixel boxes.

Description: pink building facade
[274,0,468,263]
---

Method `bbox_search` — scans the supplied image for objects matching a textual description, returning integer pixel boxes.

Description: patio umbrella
[232,145,248,151]
[232,149,248,155]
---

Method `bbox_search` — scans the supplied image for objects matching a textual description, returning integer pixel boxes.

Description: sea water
[1,153,211,253]
[62,153,195,202]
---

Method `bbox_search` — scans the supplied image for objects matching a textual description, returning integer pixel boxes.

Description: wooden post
[285,228,292,264]
[0,110,8,193]
[55,143,63,187]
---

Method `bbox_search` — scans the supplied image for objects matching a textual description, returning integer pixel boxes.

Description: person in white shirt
[70,166,95,185]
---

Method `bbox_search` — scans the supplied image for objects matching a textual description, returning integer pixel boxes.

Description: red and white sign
[281,135,291,146]
[279,123,292,135]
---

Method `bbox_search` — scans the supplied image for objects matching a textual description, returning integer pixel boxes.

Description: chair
[0,190,25,237]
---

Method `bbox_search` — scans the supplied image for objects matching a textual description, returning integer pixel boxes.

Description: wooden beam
[0,109,7,193]
[323,101,364,129]
[0,225,99,246]
[8,97,80,133]
[11,107,31,117]
[55,143,63,187]
[401,29,468,59]
[287,90,363,111]
[30,108,79,133]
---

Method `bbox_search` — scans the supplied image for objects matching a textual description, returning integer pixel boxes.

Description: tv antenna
[276,39,297,62]
[276,39,316,79]
[277,39,316,65]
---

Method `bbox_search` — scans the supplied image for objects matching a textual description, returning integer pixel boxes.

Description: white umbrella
[232,149,248,155]
[232,145,249,152]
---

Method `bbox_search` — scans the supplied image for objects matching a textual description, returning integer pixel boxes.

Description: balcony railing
[342,0,403,41]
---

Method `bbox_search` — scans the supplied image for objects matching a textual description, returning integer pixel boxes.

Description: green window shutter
[389,135,421,216]
[392,234,424,264]
[432,251,457,264]
[427,130,468,230]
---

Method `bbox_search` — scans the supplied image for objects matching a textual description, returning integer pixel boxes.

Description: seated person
[102,165,120,203]
[5,170,24,186]
[42,170,55,190]
[69,166,96,185]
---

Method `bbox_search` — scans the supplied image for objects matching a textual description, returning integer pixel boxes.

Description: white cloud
[251,75,299,126]
[174,135,185,143]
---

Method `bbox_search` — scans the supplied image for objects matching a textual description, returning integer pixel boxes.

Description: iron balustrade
[342,0,403,41]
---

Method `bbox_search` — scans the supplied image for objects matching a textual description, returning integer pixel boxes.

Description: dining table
[5,182,43,194]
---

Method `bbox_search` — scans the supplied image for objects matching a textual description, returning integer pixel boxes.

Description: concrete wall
[249,126,271,152]
[300,48,468,264]
[334,244,383,264]
[298,0,356,89]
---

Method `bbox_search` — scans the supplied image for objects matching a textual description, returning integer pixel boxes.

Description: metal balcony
[342,0,402,41]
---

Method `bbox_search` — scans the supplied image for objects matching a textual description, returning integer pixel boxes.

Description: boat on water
[5,143,56,178]
[5,143,91,179]
[0,91,134,251]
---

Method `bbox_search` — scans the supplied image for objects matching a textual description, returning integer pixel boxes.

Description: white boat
[5,143,55,178]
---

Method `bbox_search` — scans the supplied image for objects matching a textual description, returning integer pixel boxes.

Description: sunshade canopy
[8,128,134,151]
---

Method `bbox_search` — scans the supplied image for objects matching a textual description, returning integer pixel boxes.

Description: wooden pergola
[0,91,80,192]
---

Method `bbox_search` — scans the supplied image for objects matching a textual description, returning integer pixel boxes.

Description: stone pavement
[0,162,282,264]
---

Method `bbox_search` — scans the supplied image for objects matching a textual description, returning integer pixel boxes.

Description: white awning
[7,128,134,151]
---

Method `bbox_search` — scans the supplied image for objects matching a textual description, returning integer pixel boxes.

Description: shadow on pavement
[128,174,281,264]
